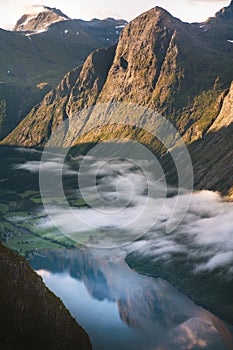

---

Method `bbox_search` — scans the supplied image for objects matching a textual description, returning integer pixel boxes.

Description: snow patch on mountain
[13,6,70,33]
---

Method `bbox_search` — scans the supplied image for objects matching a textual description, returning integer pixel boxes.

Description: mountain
[204,0,233,29]
[0,242,91,350]
[161,81,233,196]
[0,8,127,140]
[13,6,70,33]
[2,44,117,147]
[208,81,233,132]
[2,3,233,194]
[194,0,233,46]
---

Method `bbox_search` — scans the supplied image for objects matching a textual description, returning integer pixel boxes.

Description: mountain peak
[13,6,70,33]
[136,6,182,29]
[142,6,174,19]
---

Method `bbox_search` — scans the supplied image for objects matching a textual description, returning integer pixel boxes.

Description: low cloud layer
[14,159,77,176]
[17,159,233,277]
[15,156,233,276]
[128,190,233,277]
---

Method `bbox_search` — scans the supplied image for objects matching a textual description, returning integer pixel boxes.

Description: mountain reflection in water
[30,249,233,350]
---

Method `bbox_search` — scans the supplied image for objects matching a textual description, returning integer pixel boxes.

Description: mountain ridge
[2,3,233,195]
[4,5,232,143]
[0,7,127,140]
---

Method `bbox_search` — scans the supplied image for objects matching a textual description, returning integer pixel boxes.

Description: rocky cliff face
[96,6,233,139]
[0,242,92,350]
[208,82,233,132]
[162,83,233,195]
[2,45,116,147]
[187,85,233,195]
[187,81,233,195]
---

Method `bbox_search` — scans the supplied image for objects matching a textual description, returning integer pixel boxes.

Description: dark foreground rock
[0,242,92,350]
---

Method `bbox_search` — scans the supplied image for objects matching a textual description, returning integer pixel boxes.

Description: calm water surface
[30,249,232,350]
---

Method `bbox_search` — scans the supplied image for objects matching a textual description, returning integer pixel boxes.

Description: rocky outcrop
[67,45,117,116]
[189,120,233,196]
[0,242,92,350]
[180,81,233,195]
[208,82,233,132]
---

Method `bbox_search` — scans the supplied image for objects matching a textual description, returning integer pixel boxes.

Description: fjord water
[0,146,233,350]
[30,249,232,350]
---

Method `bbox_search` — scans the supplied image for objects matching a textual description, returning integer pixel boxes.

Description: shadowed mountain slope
[0,242,92,350]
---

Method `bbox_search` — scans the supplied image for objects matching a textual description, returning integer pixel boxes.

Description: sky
[0,0,230,30]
